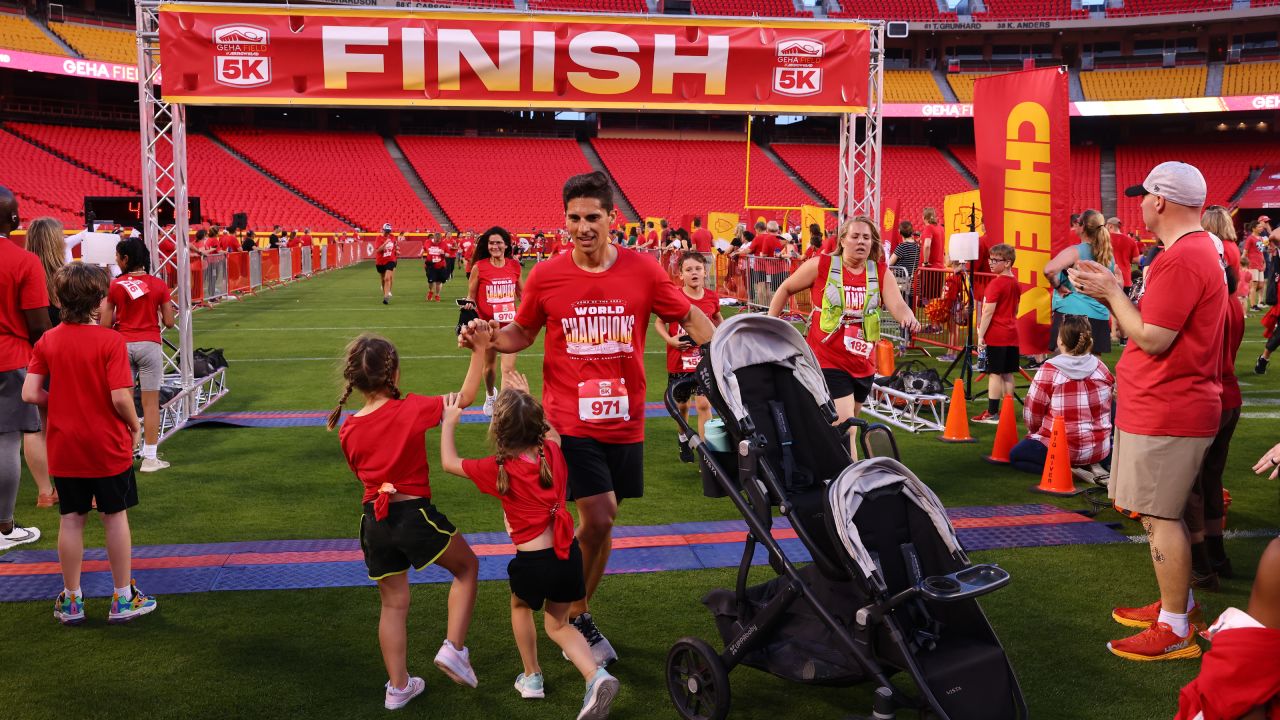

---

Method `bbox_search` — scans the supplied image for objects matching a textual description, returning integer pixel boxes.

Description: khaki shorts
[1110,429,1214,519]
[1252,268,1265,283]
[127,341,164,392]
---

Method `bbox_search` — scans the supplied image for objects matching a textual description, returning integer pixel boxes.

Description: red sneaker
[1107,622,1201,661]
[1111,600,1206,632]
[970,411,1000,425]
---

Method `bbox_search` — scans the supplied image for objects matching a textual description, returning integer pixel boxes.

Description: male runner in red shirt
[690,217,714,253]
[459,172,714,667]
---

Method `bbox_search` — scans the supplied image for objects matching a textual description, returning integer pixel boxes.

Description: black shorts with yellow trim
[359,498,457,581]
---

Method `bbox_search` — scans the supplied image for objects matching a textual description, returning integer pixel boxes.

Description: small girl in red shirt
[330,329,490,711]
[440,371,620,719]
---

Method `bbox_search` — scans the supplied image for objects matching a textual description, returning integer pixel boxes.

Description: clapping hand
[442,392,465,425]
[1067,260,1121,303]
[1253,442,1280,480]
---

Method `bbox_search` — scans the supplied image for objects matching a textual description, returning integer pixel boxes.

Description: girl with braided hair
[1008,315,1114,479]
[440,370,620,718]
[330,329,491,711]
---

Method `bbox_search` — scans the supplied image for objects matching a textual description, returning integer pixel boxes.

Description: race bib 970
[493,303,516,324]
[578,378,629,422]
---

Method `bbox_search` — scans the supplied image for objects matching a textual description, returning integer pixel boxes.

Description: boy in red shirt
[654,251,723,462]
[22,263,153,626]
[973,244,1022,424]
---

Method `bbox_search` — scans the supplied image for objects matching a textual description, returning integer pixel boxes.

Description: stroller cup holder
[859,564,1010,626]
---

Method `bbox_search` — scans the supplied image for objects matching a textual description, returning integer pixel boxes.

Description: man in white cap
[1070,161,1228,661]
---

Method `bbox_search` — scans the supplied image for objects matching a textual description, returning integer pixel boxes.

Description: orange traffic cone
[984,394,1018,464]
[939,379,976,443]
[1031,415,1083,496]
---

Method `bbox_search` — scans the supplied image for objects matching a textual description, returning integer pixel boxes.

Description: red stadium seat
[690,0,812,17]
[974,0,1088,20]
[1106,0,1231,15]
[396,135,595,232]
[828,0,956,21]
[0,130,124,228]
[527,0,647,11]
[949,145,1102,219]
[1114,143,1280,233]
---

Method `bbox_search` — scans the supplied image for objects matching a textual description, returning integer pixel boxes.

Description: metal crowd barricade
[319,247,328,270]
[278,248,293,283]
[248,250,263,288]
[300,246,313,276]
[201,253,228,303]
[909,267,997,353]
[743,255,790,312]
[862,384,950,434]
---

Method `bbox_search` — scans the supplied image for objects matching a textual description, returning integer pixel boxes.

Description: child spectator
[972,244,1021,424]
[439,371,620,719]
[1008,315,1114,479]
[22,263,153,625]
[103,238,175,473]
[936,260,970,362]
[329,331,490,710]
[654,252,724,462]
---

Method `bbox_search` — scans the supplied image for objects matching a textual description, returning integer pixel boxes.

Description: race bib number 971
[578,378,629,422]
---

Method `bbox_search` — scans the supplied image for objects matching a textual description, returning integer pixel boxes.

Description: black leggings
[1185,407,1241,534]
[1266,332,1280,355]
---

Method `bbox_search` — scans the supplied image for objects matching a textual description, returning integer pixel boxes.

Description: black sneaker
[1256,356,1269,375]
[570,612,618,667]
[1211,556,1234,580]
[1191,569,1220,592]
[678,436,695,464]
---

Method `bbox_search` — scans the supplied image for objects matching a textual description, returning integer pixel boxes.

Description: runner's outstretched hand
[503,370,530,394]
[1253,442,1280,479]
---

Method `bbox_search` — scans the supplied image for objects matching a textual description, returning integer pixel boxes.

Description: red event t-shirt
[514,249,692,444]
[1115,231,1227,437]
[460,239,475,267]
[338,393,444,503]
[108,273,171,343]
[806,256,889,379]
[749,233,782,257]
[666,287,720,373]
[220,235,240,253]
[1111,233,1139,287]
[474,258,521,324]
[425,239,447,268]
[691,228,714,253]
[557,238,573,255]
[461,441,575,558]
[444,238,458,258]
[375,236,398,264]
[28,323,134,477]
[922,223,946,266]
[981,273,1022,348]
[1245,235,1265,275]
[0,239,49,372]
[1221,294,1245,412]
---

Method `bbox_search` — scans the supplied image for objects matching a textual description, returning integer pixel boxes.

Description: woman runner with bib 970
[465,226,523,417]
[768,216,921,457]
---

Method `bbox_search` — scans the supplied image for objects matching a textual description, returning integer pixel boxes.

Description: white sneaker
[139,457,171,473]
[577,668,620,720]
[482,392,496,417]
[0,524,41,552]
[384,676,425,710]
[514,672,545,699]
[570,612,618,667]
[434,640,478,688]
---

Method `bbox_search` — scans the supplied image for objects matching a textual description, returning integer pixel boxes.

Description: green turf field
[5,261,1277,719]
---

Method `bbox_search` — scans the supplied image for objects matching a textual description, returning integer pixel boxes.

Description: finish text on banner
[973,67,1070,355]
[157,5,870,113]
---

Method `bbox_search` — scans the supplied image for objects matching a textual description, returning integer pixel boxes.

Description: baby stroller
[665,314,1026,720]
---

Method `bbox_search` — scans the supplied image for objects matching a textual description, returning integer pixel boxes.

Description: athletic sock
[1187,588,1196,609]
[1158,608,1190,638]
[678,433,688,445]
[114,585,132,601]
[988,398,1000,415]
[142,444,157,460]
[1190,541,1213,577]
[1206,535,1226,562]
[65,587,82,600]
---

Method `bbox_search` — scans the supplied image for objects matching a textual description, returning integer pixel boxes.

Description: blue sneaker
[576,667,619,720]
[53,591,84,626]
[514,672,545,699]
[108,581,157,624]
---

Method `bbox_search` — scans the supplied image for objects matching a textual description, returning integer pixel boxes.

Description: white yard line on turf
[1242,397,1280,406]
[1241,411,1280,419]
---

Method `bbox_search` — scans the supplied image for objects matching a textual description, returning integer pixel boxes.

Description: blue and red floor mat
[187,402,683,428]
[0,503,1123,602]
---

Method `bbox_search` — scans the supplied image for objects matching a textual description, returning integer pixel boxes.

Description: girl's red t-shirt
[108,274,170,344]
[805,255,888,379]
[666,287,720,373]
[339,393,442,504]
[461,441,575,559]
[473,258,521,324]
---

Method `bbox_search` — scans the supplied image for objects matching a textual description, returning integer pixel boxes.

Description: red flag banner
[973,67,1070,356]
[158,5,870,114]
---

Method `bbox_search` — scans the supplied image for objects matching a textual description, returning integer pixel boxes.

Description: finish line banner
[973,67,1070,356]
[158,5,870,113]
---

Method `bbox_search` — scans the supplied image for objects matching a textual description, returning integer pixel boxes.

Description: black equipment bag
[193,347,228,377]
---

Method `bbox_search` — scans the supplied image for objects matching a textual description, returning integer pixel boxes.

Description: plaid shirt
[1023,357,1114,465]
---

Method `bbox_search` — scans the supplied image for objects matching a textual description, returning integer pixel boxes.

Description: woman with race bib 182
[466,226,523,416]
[768,216,920,455]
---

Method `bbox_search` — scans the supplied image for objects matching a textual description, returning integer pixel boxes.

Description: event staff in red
[921,207,946,268]
[424,234,448,303]
[766,216,920,456]
[443,234,459,280]
[465,226,523,417]
[460,233,476,277]
[458,171,714,667]
[690,217,714,253]
[376,224,398,305]
[1070,161,1227,662]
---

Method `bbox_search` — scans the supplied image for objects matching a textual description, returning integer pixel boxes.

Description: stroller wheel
[666,637,731,720]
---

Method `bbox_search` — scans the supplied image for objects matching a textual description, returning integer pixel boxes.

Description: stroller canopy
[828,457,966,593]
[709,314,831,427]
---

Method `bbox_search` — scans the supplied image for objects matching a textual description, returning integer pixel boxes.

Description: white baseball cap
[1124,161,1207,208]
[382,223,392,232]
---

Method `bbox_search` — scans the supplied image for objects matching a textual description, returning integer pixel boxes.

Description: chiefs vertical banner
[973,67,1070,356]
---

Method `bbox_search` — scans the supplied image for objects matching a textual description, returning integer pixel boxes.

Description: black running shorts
[508,540,586,611]
[822,368,874,403]
[54,468,138,516]
[376,262,397,274]
[359,498,456,580]
[425,265,449,284]
[560,435,644,502]
[667,372,702,404]
[984,345,1021,375]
